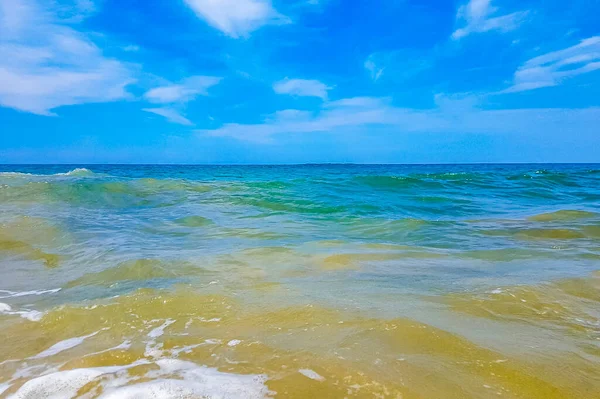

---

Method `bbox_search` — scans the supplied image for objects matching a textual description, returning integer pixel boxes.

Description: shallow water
[0,164,599,398]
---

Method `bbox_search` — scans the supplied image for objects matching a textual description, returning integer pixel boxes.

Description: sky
[0,0,598,164]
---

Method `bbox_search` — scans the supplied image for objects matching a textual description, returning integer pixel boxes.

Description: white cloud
[504,36,600,92]
[273,78,330,99]
[364,51,431,82]
[142,76,221,125]
[198,94,599,143]
[144,76,221,104]
[183,0,289,38]
[0,0,134,115]
[452,0,527,40]
[143,108,193,126]
[364,58,384,81]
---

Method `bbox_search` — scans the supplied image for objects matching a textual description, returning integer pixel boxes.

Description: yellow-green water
[0,165,598,398]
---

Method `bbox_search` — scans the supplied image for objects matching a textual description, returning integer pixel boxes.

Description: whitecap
[56,168,95,177]
[0,168,96,178]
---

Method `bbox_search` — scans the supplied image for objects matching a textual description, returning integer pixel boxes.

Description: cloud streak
[198,95,599,143]
[504,36,600,92]
[142,108,193,126]
[144,76,222,104]
[452,0,527,40]
[142,76,221,125]
[273,78,330,99]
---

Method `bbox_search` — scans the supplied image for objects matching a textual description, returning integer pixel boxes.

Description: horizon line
[1,162,600,166]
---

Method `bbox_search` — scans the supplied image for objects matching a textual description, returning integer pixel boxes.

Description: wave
[482,227,587,240]
[57,167,96,177]
[440,271,600,336]
[0,238,61,268]
[319,250,445,270]
[174,216,214,227]
[66,259,207,288]
[0,168,96,178]
[528,209,599,222]
[0,177,213,208]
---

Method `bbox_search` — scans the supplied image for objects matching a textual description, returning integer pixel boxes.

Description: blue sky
[0,0,598,164]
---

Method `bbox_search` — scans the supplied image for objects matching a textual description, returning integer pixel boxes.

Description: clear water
[0,164,598,398]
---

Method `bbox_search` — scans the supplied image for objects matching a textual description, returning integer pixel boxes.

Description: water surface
[0,164,599,398]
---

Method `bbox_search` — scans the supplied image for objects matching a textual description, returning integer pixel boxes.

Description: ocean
[0,164,598,398]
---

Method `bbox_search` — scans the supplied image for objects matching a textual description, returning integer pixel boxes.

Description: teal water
[0,164,599,398]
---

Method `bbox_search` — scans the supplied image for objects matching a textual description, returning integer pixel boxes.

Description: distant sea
[0,164,599,398]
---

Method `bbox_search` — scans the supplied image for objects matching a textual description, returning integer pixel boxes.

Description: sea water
[0,164,598,398]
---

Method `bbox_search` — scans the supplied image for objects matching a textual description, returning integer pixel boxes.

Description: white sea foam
[144,319,176,359]
[30,331,101,359]
[7,362,146,399]
[299,369,325,381]
[227,339,241,347]
[0,168,96,178]
[0,382,11,395]
[97,377,268,399]
[57,168,94,177]
[8,368,110,399]
[0,289,61,299]
[82,341,132,359]
[8,358,270,399]
[0,172,34,177]
[148,319,175,338]
[0,303,43,322]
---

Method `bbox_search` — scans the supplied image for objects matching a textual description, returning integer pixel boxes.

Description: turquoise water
[0,164,599,398]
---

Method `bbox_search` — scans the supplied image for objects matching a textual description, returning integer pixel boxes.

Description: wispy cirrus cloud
[142,107,193,126]
[452,0,527,40]
[183,0,289,38]
[198,94,599,143]
[364,51,431,82]
[273,78,330,100]
[144,76,221,104]
[504,36,600,92]
[142,76,221,125]
[0,0,135,115]
[364,58,384,82]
